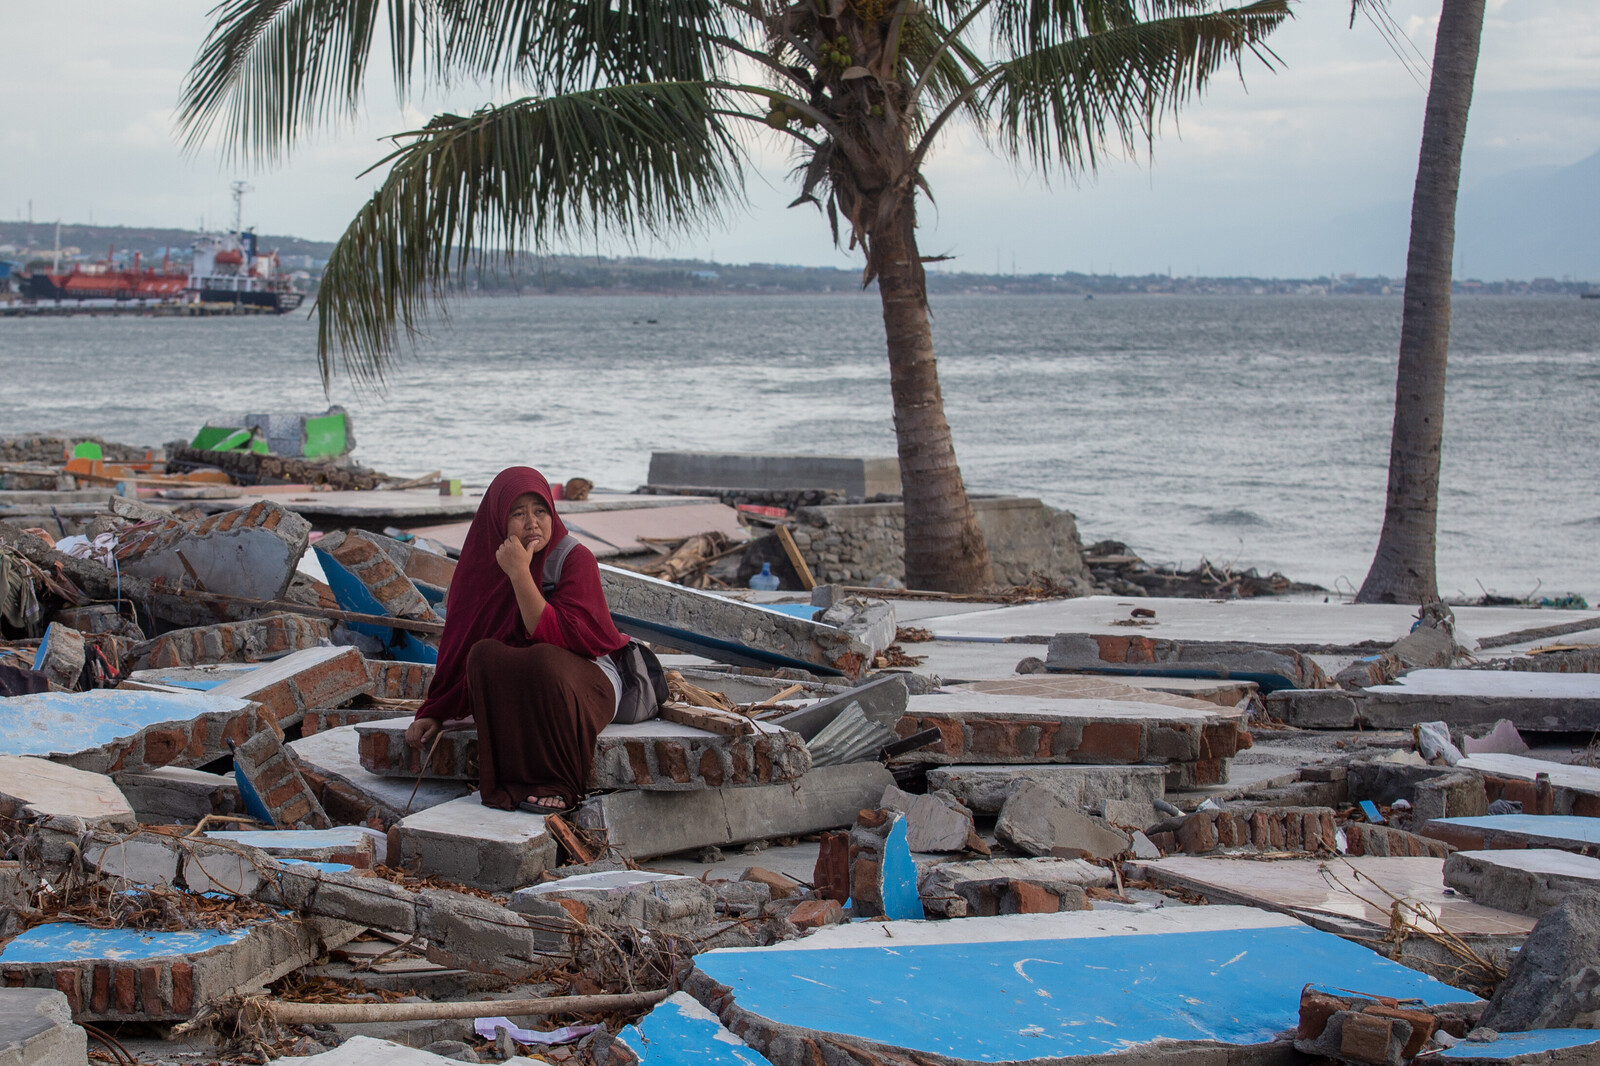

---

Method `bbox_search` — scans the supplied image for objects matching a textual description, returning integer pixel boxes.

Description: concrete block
[925,762,1167,816]
[112,765,240,824]
[510,870,714,934]
[207,645,373,729]
[231,728,332,830]
[1421,813,1600,855]
[416,888,572,977]
[647,452,900,497]
[356,717,811,791]
[1047,632,1329,692]
[1266,688,1364,728]
[82,835,181,888]
[261,863,419,934]
[600,565,873,678]
[395,794,557,891]
[50,603,143,642]
[127,614,333,670]
[918,857,1107,918]
[0,989,87,1066]
[880,785,975,853]
[0,756,134,830]
[114,500,310,603]
[0,688,265,776]
[1459,754,1600,817]
[573,761,895,861]
[290,724,470,831]
[1363,670,1600,733]
[995,781,1130,858]
[1443,849,1600,918]
[271,1036,486,1066]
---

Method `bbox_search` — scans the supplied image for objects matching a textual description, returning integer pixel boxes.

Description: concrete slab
[1443,849,1600,917]
[111,765,241,825]
[912,596,1600,651]
[114,500,311,605]
[681,906,1478,1066]
[1422,814,1600,854]
[205,645,372,729]
[0,989,86,1066]
[0,756,134,829]
[560,502,747,557]
[127,663,259,690]
[0,689,264,776]
[206,828,381,869]
[645,842,821,883]
[1438,1029,1600,1062]
[1458,754,1600,814]
[574,762,895,861]
[956,674,1249,711]
[918,857,1108,917]
[394,793,557,891]
[355,717,811,791]
[1362,670,1600,732]
[1127,856,1533,940]
[616,991,770,1066]
[270,1035,478,1066]
[0,916,327,1022]
[291,724,470,829]
[924,763,1168,815]
[600,565,873,678]
[893,690,1247,788]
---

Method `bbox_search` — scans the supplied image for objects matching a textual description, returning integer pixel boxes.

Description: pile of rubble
[6,453,1600,1066]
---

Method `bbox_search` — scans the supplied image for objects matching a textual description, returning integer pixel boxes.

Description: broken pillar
[1045,632,1330,692]
[510,870,714,934]
[356,717,812,791]
[573,762,894,861]
[394,793,557,891]
[599,565,874,678]
[114,500,311,603]
[918,857,1106,917]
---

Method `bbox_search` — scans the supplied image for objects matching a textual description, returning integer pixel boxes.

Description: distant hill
[1310,148,1600,280]
[0,221,334,262]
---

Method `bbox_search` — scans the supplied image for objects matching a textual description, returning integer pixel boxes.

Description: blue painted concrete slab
[315,547,437,665]
[617,992,771,1066]
[695,909,1476,1062]
[208,829,375,849]
[0,922,252,964]
[1434,814,1600,847]
[280,860,354,874]
[0,689,253,758]
[1440,1029,1600,1058]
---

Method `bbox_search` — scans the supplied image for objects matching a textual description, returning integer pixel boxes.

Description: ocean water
[3,293,1596,601]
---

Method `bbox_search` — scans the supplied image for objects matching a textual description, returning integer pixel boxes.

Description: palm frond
[986,0,1289,176]
[314,83,742,388]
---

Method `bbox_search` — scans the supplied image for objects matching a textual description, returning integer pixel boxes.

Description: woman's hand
[406,717,441,751]
[496,534,535,580]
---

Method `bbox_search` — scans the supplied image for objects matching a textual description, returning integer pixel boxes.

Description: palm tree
[181,0,1289,593]
[1355,0,1486,604]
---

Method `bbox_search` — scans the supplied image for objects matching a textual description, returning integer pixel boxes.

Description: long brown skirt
[465,639,614,810]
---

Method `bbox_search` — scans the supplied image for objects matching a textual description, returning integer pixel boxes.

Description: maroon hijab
[416,467,627,723]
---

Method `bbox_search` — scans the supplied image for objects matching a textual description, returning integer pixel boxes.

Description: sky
[2,0,1596,278]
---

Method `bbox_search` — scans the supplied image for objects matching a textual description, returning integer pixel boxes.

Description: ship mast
[230,181,254,236]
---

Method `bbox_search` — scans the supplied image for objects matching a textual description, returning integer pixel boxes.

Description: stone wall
[0,436,157,464]
[788,496,1095,590]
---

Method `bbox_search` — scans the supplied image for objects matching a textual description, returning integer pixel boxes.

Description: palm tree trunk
[1356,0,1486,605]
[872,195,994,593]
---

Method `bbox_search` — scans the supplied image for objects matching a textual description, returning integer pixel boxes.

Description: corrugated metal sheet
[808,704,896,767]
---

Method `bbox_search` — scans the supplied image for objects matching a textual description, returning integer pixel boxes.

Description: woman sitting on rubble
[405,466,628,815]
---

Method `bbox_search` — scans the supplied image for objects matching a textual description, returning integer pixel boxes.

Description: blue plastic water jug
[749,562,780,591]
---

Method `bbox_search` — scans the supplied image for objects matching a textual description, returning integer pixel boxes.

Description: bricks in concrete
[127,614,334,671]
[365,659,435,701]
[891,691,1249,788]
[394,794,557,891]
[207,828,382,870]
[1046,632,1331,692]
[1145,807,1347,857]
[0,756,134,830]
[1420,814,1600,856]
[114,500,311,604]
[356,717,811,792]
[573,761,895,861]
[1443,849,1600,918]
[2,688,266,776]
[1459,754,1600,818]
[315,530,442,624]
[926,763,1168,816]
[600,565,874,678]
[0,988,87,1066]
[290,725,469,831]
[231,728,332,830]
[207,645,373,729]
[510,870,715,934]
[919,857,1108,918]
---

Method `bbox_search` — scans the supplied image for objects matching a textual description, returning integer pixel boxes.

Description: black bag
[541,534,666,724]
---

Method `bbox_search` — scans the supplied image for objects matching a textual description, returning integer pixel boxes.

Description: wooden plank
[776,525,818,590]
[658,701,756,737]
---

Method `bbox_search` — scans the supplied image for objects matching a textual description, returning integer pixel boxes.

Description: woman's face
[505,492,553,554]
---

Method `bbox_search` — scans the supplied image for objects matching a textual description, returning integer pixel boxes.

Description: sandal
[518,795,577,817]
